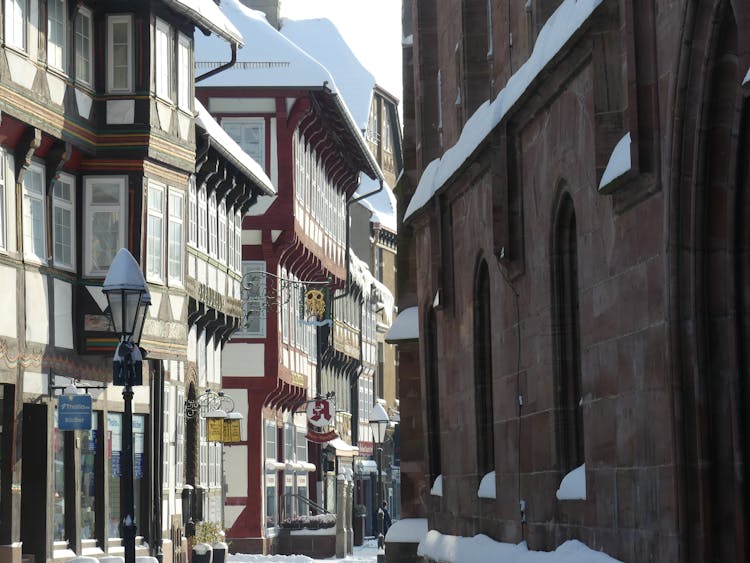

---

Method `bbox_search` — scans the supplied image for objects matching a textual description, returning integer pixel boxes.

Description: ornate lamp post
[369,403,389,550]
[103,248,150,563]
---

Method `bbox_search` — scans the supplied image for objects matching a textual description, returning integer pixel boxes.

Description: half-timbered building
[194,0,381,553]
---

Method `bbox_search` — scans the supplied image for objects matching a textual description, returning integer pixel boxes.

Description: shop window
[107,412,122,539]
[133,415,145,534]
[53,411,67,541]
[474,259,494,475]
[80,413,99,540]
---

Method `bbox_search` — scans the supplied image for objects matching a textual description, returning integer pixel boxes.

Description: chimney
[238,0,282,30]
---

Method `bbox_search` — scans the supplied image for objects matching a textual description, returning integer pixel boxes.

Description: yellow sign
[223,418,242,443]
[207,417,224,442]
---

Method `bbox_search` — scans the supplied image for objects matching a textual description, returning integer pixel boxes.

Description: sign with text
[306,398,335,428]
[58,394,92,431]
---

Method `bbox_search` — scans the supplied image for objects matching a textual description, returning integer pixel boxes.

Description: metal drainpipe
[195,42,237,83]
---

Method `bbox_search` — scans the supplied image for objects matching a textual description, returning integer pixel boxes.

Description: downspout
[195,42,238,83]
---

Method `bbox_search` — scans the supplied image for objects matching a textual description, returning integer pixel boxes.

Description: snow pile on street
[477,471,496,499]
[418,533,622,563]
[385,518,428,543]
[556,463,586,500]
[280,18,375,132]
[404,0,604,220]
[598,132,631,192]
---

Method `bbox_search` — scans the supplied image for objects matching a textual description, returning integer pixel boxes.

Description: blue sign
[58,394,92,431]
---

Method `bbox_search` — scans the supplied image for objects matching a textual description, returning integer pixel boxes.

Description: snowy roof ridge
[194,98,275,196]
[404,0,604,220]
[164,0,242,46]
[280,17,376,132]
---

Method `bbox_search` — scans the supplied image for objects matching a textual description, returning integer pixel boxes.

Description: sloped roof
[164,0,243,46]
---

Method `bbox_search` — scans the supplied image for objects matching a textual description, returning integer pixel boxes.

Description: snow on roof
[598,132,631,192]
[418,533,622,563]
[556,463,586,500]
[404,0,604,220]
[348,250,373,300]
[194,0,335,89]
[164,0,243,46]
[372,278,394,326]
[385,518,428,544]
[194,98,276,196]
[386,306,419,342]
[355,173,398,232]
[280,17,375,132]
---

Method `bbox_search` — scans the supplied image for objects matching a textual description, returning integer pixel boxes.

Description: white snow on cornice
[404,0,604,220]
[598,132,631,192]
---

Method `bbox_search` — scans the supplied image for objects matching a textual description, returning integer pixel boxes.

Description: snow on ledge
[477,471,496,499]
[598,132,632,193]
[418,533,622,563]
[385,518,428,544]
[556,463,586,500]
[744,66,750,86]
[430,474,443,497]
[385,306,419,342]
[404,0,604,220]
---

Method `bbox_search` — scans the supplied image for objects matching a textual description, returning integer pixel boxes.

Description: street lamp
[103,248,150,563]
[369,403,389,550]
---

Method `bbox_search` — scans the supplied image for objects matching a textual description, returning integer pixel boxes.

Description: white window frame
[146,182,165,283]
[84,176,127,277]
[168,189,183,285]
[221,118,265,167]
[52,172,76,270]
[175,388,185,488]
[240,260,266,338]
[218,198,226,264]
[197,184,207,252]
[154,18,172,101]
[208,191,217,258]
[4,0,26,51]
[0,150,6,251]
[22,163,46,263]
[47,0,67,72]
[188,176,197,246]
[177,32,191,110]
[74,6,93,86]
[235,211,242,272]
[107,14,133,93]
[227,205,235,271]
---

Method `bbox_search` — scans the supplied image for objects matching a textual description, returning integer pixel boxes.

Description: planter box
[278,528,336,559]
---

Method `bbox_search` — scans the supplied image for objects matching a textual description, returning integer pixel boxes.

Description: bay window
[168,190,184,284]
[47,0,66,72]
[146,183,165,282]
[52,173,75,270]
[84,176,127,276]
[22,163,46,262]
[154,18,172,100]
[107,15,132,93]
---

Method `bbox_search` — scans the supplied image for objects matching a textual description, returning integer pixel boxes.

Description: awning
[385,306,419,342]
[326,437,359,458]
[283,460,317,473]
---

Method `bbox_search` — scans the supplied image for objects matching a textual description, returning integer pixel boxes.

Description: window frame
[221,118,266,167]
[83,176,128,277]
[208,191,217,258]
[154,17,172,101]
[74,6,93,86]
[167,188,184,285]
[47,0,67,72]
[22,162,46,263]
[177,32,191,111]
[146,182,165,284]
[188,176,197,246]
[107,14,133,94]
[197,184,207,252]
[0,150,6,251]
[218,198,227,264]
[4,0,26,51]
[52,172,76,271]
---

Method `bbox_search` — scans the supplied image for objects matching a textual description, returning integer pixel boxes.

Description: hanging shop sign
[307,398,335,428]
[58,394,92,431]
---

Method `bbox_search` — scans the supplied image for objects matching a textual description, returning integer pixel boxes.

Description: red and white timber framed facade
[196,85,378,552]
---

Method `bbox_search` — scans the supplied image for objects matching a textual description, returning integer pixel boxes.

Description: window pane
[80,415,98,539]
[107,413,122,538]
[53,412,66,541]
[75,11,92,84]
[91,211,120,271]
[91,184,121,205]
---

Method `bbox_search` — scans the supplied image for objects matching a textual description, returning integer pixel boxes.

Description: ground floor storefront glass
[80,414,98,539]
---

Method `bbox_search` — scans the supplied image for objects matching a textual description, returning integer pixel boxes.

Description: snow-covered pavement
[228,539,380,563]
